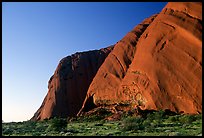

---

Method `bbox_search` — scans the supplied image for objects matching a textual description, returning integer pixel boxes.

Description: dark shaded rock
[31,46,113,121]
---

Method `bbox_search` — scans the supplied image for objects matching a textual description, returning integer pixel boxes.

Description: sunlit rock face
[32,2,202,121]
[79,2,202,115]
[31,46,113,121]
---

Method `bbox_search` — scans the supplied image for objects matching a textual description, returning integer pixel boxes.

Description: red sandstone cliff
[32,2,202,121]
[78,2,202,115]
[31,46,113,120]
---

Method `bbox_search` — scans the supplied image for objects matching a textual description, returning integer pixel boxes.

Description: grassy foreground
[2,110,202,136]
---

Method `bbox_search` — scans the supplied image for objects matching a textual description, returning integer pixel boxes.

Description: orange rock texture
[32,2,202,121]
[79,2,202,115]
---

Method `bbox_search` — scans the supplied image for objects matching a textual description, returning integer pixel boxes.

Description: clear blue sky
[2,2,167,122]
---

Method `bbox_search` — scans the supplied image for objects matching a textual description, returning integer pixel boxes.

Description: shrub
[145,111,164,121]
[23,120,36,129]
[179,115,196,124]
[142,119,153,132]
[154,110,166,118]
[194,114,202,120]
[166,115,180,123]
[122,116,144,131]
[3,128,14,135]
[46,117,67,132]
[145,113,155,121]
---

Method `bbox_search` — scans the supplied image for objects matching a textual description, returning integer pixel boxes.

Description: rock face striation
[31,46,113,120]
[78,2,202,115]
[32,2,202,121]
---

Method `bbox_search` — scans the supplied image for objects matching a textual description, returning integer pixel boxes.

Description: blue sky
[2,2,167,122]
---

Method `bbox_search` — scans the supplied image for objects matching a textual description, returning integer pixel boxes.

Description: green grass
[2,111,202,136]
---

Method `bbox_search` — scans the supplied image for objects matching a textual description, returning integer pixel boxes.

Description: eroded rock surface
[78,2,202,115]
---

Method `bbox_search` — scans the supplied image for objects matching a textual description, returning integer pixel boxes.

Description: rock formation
[31,46,113,120]
[32,2,202,121]
[78,2,202,115]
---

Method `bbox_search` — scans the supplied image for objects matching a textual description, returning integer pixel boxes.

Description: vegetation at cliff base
[2,111,202,136]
